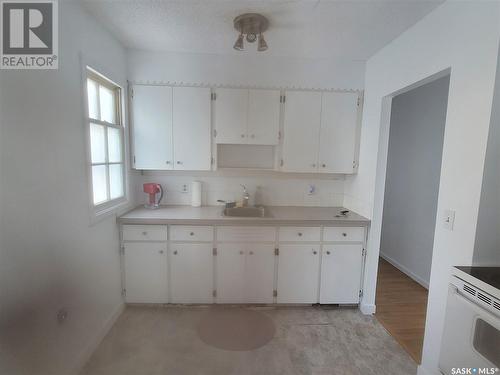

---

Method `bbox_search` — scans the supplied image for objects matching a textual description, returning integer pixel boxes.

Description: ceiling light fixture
[233,13,269,52]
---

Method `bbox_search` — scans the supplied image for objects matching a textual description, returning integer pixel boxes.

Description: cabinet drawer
[122,225,167,241]
[279,227,321,242]
[170,225,213,242]
[217,226,276,242]
[323,227,365,242]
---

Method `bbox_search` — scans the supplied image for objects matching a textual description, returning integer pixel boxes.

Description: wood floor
[375,258,428,364]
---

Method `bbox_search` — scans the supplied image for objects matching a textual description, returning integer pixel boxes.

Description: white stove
[439,267,500,374]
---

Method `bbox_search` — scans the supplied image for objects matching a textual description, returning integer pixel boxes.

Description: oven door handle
[452,285,500,323]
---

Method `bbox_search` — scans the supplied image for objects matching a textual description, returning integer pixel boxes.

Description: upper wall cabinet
[215,88,280,145]
[131,85,212,171]
[281,91,322,173]
[131,85,174,170]
[319,92,360,174]
[281,90,360,174]
[172,87,211,170]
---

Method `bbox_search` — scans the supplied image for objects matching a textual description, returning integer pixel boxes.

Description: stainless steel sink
[222,206,266,218]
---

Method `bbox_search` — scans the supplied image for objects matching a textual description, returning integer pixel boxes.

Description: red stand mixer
[143,183,163,209]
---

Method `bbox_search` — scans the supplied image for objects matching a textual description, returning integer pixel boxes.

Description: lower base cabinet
[277,245,320,303]
[124,242,168,303]
[121,225,366,305]
[170,243,213,303]
[216,244,275,303]
[320,244,363,304]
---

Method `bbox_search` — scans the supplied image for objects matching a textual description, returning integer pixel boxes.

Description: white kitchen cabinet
[170,243,213,303]
[131,85,173,170]
[215,88,280,145]
[319,92,359,173]
[172,87,212,170]
[320,244,363,304]
[124,242,168,303]
[216,244,246,303]
[277,244,320,303]
[214,88,248,144]
[281,91,322,172]
[216,244,275,303]
[281,90,360,174]
[245,244,275,303]
[247,89,281,145]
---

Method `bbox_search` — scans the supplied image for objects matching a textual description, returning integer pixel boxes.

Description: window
[85,68,125,212]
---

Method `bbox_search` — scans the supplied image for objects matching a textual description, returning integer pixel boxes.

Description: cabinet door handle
[159,250,164,254]
[177,161,183,165]
[173,250,178,255]
[313,250,317,255]
[241,134,246,138]
[311,163,316,168]
[326,251,330,255]
[297,232,303,237]
[166,161,171,165]
[342,233,347,237]
[239,250,244,255]
[249,251,254,255]
[189,232,195,236]
[142,231,147,236]
[322,164,326,168]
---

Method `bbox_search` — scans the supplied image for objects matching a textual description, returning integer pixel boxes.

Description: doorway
[375,75,450,363]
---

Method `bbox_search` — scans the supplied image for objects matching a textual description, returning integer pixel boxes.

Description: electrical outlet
[443,209,455,231]
[307,185,316,196]
[181,184,189,194]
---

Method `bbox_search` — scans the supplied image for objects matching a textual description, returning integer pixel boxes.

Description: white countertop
[118,205,370,226]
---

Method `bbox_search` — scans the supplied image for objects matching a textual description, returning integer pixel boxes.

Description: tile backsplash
[132,172,345,207]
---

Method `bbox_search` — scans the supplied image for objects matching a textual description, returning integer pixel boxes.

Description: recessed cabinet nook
[130,84,362,174]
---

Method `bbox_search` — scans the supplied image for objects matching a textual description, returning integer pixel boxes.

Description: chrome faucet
[240,184,249,207]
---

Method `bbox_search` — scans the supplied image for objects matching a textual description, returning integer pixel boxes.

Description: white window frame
[83,65,128,221]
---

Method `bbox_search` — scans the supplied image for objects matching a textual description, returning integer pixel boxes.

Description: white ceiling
[81,0,444,60]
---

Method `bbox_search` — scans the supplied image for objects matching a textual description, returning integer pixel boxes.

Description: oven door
[439,282,500,374]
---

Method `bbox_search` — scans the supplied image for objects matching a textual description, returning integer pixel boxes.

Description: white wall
[135,171,345,208]
[128,49,365,207]
[0,2,128,374]
[127,49,365,90]
[342,1,500,374]
[380,76,449,288]
[473,46,500,266]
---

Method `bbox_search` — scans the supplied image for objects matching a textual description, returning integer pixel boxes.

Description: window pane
[99,86,116,124]
[109,164,124,200]
[92,165,108,204]
[107,127,122,163]
[90,123,106,163]
[87,79,99,119]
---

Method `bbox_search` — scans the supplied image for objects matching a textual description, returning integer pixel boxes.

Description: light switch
[443,209,455,231]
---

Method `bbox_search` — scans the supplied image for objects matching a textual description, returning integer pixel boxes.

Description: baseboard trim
[380,253,429,289]
[72,302,125,374]
[417,364,442,375]
[360,303,376,315]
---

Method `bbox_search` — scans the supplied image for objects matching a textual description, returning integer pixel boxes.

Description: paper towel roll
[191,181,202,207]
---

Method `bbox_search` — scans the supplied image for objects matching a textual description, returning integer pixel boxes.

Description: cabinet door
[131,85,173,169]
[170,243,213,303]
[245,244,275,303]
[319,92,359,174]
[320,244,363,304]
[215,88,248,144]
[282,91,322,172]
[172,87,212,170]
[277,245,320,303]
[216,244,246,303]
[124,243,168,303]
[247,89,281,145]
